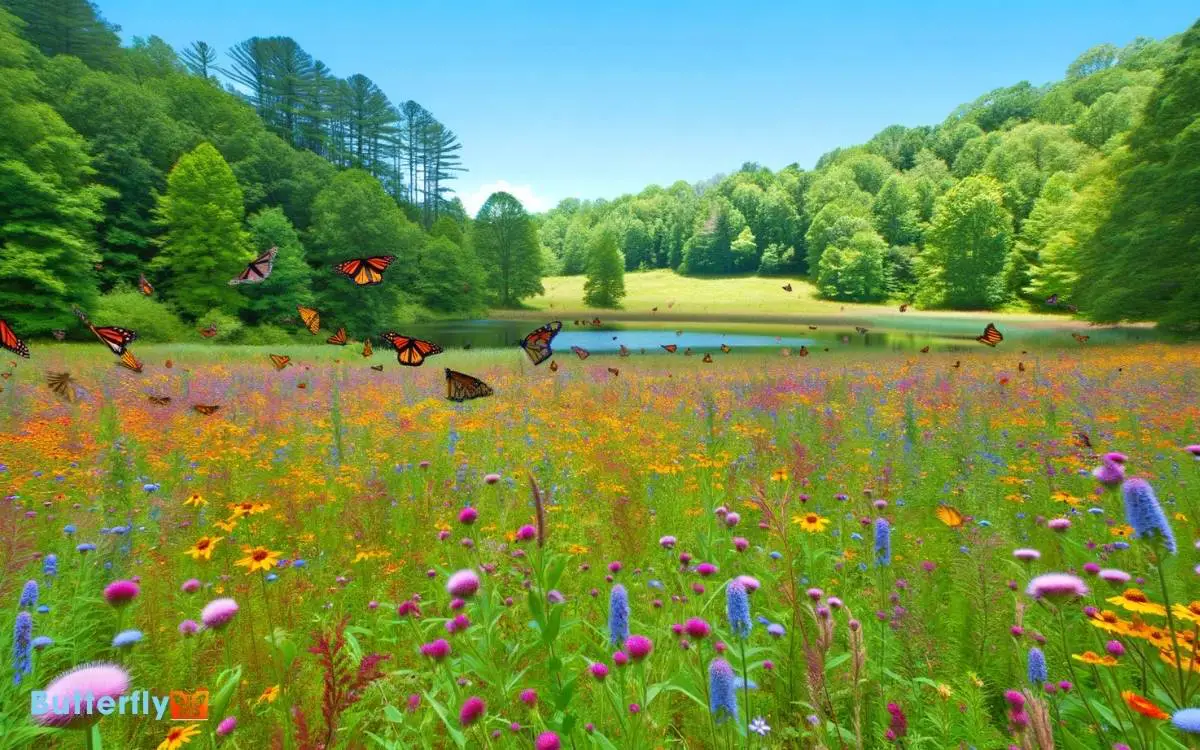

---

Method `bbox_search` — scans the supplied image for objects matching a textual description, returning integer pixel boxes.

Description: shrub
[93,289,188,342]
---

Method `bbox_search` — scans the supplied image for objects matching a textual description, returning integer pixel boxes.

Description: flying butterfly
[1072,333,1090,343]
[1074,431,1094,450]
[380,333,444,367]
[919,346,930,354]
[0,318,30,358]
[297,306,320,335]
[702,353,713,363]
[164,360,173,369]
[650,307,658,312]
[370,364,384,371]
[117,350,143,373]
[138,274,153,296]
[798,346,809,357]
[1045,294,1059,306]
[361,339,373,358]
[936,506,965,528]
[976,323,1003,347]
[607,367,619,376]
[661,344,677,353]
[229,246,279,285]
[72,306,136,356]
[1019,361,1026,372]
[445,368,493,402]
[147,394,172,406]
[51,330,66,341]
[855,327,869,335]
[519,321,562,366]
[720,343,731,353]
[192,404,221,415]
[782,283,793,292]
[899,303,909,312]
[332,256,395,286]
[570,346,590,360]
[326,327,348,346]
[199,325,218,339]
[952,360,961,369]
[549,361,559,372]
[591,318,601,327]
[297,382,308,389]
[269,354,292,371]
[618,345,631,358]
[45,372,79,403]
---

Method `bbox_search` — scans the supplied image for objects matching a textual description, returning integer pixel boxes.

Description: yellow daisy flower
[1072,651,1118,666]
[256,684,281,704]
[157,724,200,750]
[183,536,222,561]
[183,493,206,508]
[792,512,830,533]
[1107,588,1166,617]
[1172,601,1200,625]
[1109,524,1134,538]
[770,468,788,482]
[236,546,281,574]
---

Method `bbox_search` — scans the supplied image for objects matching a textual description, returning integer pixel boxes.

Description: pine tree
[1,0,121,69]
[583,229,626,308]
[180,41,217,78]
[151,142,249,319]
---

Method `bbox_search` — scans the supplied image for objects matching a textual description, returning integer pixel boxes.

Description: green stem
[738,637,751,750]
[86,724,102,750]
[1154,554,1188,704]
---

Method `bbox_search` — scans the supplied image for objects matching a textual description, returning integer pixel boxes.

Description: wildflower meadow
[2,342,1200,749]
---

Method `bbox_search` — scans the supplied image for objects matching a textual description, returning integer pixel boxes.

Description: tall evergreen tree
[583,229,626,308]
[180,41,216,78]
[471,192,544,306]
[0,0,121,69]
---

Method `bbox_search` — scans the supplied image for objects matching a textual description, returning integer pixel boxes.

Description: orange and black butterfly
[808,325,818,331]
[45,372,78,403]
[1072,333,1090,343]
[549,361,559,372]
[720,343,731,353]
[380,333,443,367]
[520,321,562,366]
[570,346,590,360]
[798,346,809,357]
[952,360,961,369]
[1018,361,1026,372]
[445,369,493,402]
[370,364,384,371]
[326,327,348,346]
[919,346,930,353]
[296,382,307,389]
[591,318,601,327]
[782,283,792,292]
[661,344,677,353]
[702,353,713,363]
[333,256,395,286]
[361,339,373,358]
[269,354,292,371]
[1074,431,1094,450]
[899,303,908,312]
[192,404,220,415]
[229,247,278,285]
[51,330,66,341]
[607,367,619,376]
[164,359,173,369]
[147,394,171,406]
[976,323,1003,347]
[936,506,965,528]
[618,345,630,358]
[855,326,869,335]
[138,274,153,296]
[0,318,30,358]
[297,306,320,335]
[72,307,136,356]
[117,350,143,373]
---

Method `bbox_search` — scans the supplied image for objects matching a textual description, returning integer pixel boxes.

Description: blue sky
[101,0,1196,213]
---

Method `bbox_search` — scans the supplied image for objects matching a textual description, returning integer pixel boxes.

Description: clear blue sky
[100,0,1196,213]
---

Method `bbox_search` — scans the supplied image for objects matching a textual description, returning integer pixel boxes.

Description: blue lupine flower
[77,543,95,553]
[1027,647,1047,685]
[31,636,53,650]
[648,580,663,590]
[608,584,629,647]
[726,581,751,639]
[708,658,738,724]
[1172,708,1200,735]
[62,525,76,535]
[874,518,892,567]
[292,559,306,568]
[112,630,143,648]
[1122,478,1176,554]
[42,554,57,579]
[142,483,160,493]
[1113,541,1130,550]
[18,580,38,608]
[12,612,32,684]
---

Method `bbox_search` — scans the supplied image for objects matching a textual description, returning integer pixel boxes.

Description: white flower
[749,716,770,736]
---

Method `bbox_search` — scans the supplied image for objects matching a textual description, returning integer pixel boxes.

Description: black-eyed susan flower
[157,724,200,750]
[1071,651,1118,667]
[183,536,222,561]
[183,493,205,508]
[255,684,280,705]
[792,513,830,533]
[235,546,280,574]
[1107,588,1166,617]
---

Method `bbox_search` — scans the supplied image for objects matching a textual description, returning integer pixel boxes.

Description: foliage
[238,207,313,326]
[815,229,888,301]
[471,192,544,306]
[918,176,1014,309]
[582,229,626,308]
[92,288,188,342]
[413,236,486,315]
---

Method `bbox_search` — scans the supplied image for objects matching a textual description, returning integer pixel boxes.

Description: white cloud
[458,180,551,217]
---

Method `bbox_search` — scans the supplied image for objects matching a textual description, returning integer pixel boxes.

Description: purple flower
[1013,548,1041,561]
[420,639,451,661]
[625,634,653,660]
[216,716,237,737]
[458,696,486,726]
[200,598,239,630]
[589,662,609,681]
[447,569,480,598]
[457,507,478,525]
[1026,573,1088,600]
[1092,460,1125,488]
[103,580,139,607]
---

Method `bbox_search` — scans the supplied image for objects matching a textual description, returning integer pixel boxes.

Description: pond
[400,318,1159,354]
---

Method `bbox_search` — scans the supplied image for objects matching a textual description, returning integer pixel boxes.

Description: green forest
[0,0,1197,338]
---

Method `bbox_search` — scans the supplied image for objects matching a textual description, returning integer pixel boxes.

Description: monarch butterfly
[952,360,961,369]
[976,323,1003,347]
[72,306,136,356]
[549,360,559,372]
[380,333,444,367]
[1072,333,1090,343]
[361,339,373,358]
[607,367,619,376]
[326,327,348,346]
[936,506,965,528]
[199,325,218,339]
[1074,431,1093,450]
[0,319,30,358]
[192,404,220,415]
[229,246,278,285]
[798,346,809,357]
[269,354,292,371]
[117,350,143,373]
[296,382,307,389]
[899,303,908,312]
[855,326,869,335]
[45,372,78,403]
[297,306,320,335]
[570,346,590,360]
[702,353,713,363]
[1018,361,1026,372]
[650,306,658,312]
[684,347,693,356]
[445,368,493,402]
[519,321,562,365]
[370,364,384,371]
[51,330,66,341]
[1045,294,1059,306]
[138,274,153,296]
[147,394,171,405]
[782,283,792,292]
[919,346,930,353]
[332,256,395,286]
[591,318,601,327]
[164,360,173,369]
[661,344,677,353]
[618,345,630,358]
[808,325,818,330]
[720,343,731,353]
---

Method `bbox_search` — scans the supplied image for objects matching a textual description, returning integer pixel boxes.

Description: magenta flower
[447,569,481,598]
[732,537,748,552]
[459,696,486,726]
[696,563,718,577]
[735,575,760,592]
[519,688,537,706]
[35,662,130,728]
[684,618,711,639]
[216,716,237,737]
[1103,451,1128,464]
[1012,548,1041,561]
[397,600,421,617]
[659,535,677,549]
[181,578,201,594]
[516,525,536,542]
[103,580,139,607]
[458,507,478,525]
[446,614,471,634]
[724,512,740,527]
[200,598,239,630]
[1092,460,1125,488]
[484,473,501,484]
[178,619,199,636]
[1026,573,1088,600]
[1098,568,1131,585]
[420,639,451,661]
[1184,444,1200,458]
[589,662,609,680]
[625,634,653,660]
[535,731,561,750]
[613,651,629,667]
[1047,518,1071,532]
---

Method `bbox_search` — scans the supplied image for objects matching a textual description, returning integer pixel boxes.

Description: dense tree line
[0,0,543,339]
[538,23,1199,330]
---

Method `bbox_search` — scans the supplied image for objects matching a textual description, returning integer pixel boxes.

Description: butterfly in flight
[919,346,930,354]
[1073,431,1094,450]
[570,345,590,360]
[661,344,677,353]
[976,323,1003,347]
[650,307,658,312]
[1018,361,1026,372]
[117,350,143,373]
[164,360,173,369]
[296,382,308,389]
[702,353,713,363]
[199,325,218,339]
[720,343,731,353]
[952,360,961,369]
[607,367,619,376]
[519,321,562,366]
[269,354,292,371]
[0,318,30,358]
[549,360,559,372]
[899,303,909,312]
[333,256,395,286]
[192,404,221,415]
[380,333,444,367]
[798,346,809,357]
[361,339,373,358]
[297,306,320,335]
[808,325,818,331]
[229,246,278,285]
[51,330,66,341]
[936,506,965,528]
[1072,333,1090,343]
[326,327,348,346]
[445,369,493,401]
[45,372,79,403]
[138,274,153,296]
[72,307,136,356]
[1045,294,1059,306]
[855,327,869,335]
[591,318,601,327]
[370,364,384,371]
[618,345,631,358]
[782,283,793,292]
[147,394,172,406]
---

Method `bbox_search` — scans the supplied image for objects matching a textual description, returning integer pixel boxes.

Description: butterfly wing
[571,346,590,360]
[333,256,395,286]
[445,369,493,402]
[92,325,137,355]
[1046,294,1058,305]
[607,367,619,376]
[138,274,153,296]
[229,247,278,285]
[0,319,30,358]
[361,339,373,358]
[702,353,713,363]
[382,333,444,367]
[117,350,143,373]
[192,404,221,415]
[661,344,677,353]
[147,395,171,405]
[936,506,964,528]
[798,346,809,357]
[326,327,348,346]
[370,364,384,371]
[45,372,76,403]
[549,361,559,372]
[976,323,1003,347]
[520,321,562,365]
[269,354,291,371]
[720,343,731,353]
[297,306,320,334]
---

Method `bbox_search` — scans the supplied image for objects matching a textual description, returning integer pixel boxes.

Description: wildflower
[726,580,751,639]
[447,569,481,598]
[589,662,609,680]
[484,473,501,484]
[459,696,486,726]
[874,518,891,566]
[458,506,478,525]
[397,600,421,618]
[103,580,140,607]
[112,629,143,648]
[235,546,281,574]
[709,658,738,724]
[183,493,205,507]
[216,716,237,737]
[1172,708,1200,734]
[1027,647,1047,684]
[546,589,565,604]
[1107,588,1166,616]
[696,562,718,577]
[76,543,95,553]
[1122,478,1176,553]
[184,536,222,561]
[200,598,239,630]
[535,732,561,750]
[1185,445,1200,459]
[767,623,786,638]
[659,535,677,549]
[42,554,57,578]
[420,639,451,661]
[18,580,38,608]
[31,636,52,650]
[625,634,653,660]
[793,512,830,533]
[608,584,630,646]
[256,685,280,704]
[12,612,32,683]
[1047,518,1071,531]
[749,716,770,736]
[516,524,536,542]
[1099,569,1131,585]
[181,578,201,594]
[736,575,760,593]
[1012,548,1041,562]
[157,723,200,750]
[1072,651,1118,666]
[1122,690,1169,720]
[1092,460,1125,488]
[179,620,199,636]
[1026,573,1088,600]
[613,650,629,667]
[35,662,130,727]
[1105,640,1126,657]
[684,618,711,639]
[886,702,908,740]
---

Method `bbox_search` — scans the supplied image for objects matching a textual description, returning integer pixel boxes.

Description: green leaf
[554,675,578,711]
[546,554,568,591]
[422,691,467,749]
[383,705,405,724]
[208,664,243,723]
